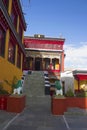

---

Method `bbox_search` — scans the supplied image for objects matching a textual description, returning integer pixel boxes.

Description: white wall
[60,71,74,93]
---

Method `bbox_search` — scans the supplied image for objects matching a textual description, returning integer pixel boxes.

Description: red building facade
[24,34,65,75]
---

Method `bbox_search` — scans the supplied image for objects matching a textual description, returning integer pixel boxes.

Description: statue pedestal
[7,94,26,113]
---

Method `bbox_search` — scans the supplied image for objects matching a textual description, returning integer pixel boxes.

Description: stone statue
[13,80,23,94]
[55,79,63,95]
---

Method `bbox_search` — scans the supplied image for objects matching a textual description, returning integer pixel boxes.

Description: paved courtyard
[1,99,87,130]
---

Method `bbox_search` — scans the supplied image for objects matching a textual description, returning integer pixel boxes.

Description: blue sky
[21,0,87,70]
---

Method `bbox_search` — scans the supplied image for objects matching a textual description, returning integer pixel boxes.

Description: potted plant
[51,85,87,115]
[65,87,75,97]
[51,87,75,115]
[66,87,87,109]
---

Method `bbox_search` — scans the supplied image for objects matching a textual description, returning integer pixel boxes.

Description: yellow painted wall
[74,79,78,90]
[0,57,23,93]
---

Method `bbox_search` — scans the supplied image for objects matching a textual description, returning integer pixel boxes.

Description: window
[10,10,15,23]
[22,56,26,70]
[52,59,56,70]
[3,0,8,10]
[0,26,6,57]
[10,2,17,30]
[45,58,50,69]
[8,36,15,64]
[14,13,17,29]
[17,48,21,68]
[52,58,59,70]
[19,22,23,40]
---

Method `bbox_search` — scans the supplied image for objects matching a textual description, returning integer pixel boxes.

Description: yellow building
[0,0,26,93]
[73,70,87,92]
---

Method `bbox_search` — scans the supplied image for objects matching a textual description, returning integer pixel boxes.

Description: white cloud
[64,42,87,69]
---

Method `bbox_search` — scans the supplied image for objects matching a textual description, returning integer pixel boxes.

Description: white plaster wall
[60,71,74,93]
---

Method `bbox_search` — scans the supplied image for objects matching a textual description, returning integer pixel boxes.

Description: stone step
[26,95,51,106]
[23,71,51,105]
[23,71,48,100]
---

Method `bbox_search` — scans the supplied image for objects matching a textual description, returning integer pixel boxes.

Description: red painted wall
[24,38,64,51]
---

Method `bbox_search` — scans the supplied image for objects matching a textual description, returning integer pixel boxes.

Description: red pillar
[61,51,64,72]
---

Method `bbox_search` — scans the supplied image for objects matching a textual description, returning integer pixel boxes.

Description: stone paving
[3,97,68,130]
[1,97,87,130]
[1,71,87,130]
[65,114,87,130]
[0,110,17,130]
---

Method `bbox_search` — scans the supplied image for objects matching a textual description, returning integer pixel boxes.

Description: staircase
[23,71,51,106]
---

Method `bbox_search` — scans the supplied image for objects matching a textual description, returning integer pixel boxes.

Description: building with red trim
[73,70,87,91]
[0,0,26,93]
[24,34,65,77]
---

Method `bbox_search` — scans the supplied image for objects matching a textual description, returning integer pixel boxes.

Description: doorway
[35,58,41,70]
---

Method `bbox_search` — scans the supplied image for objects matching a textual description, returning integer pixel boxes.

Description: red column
[61,51,64,72]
